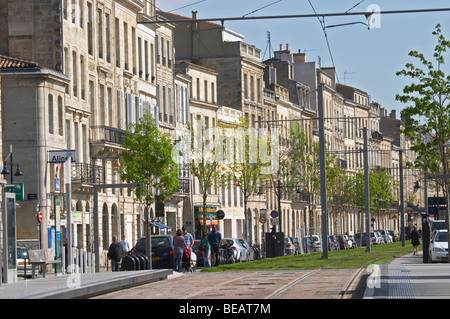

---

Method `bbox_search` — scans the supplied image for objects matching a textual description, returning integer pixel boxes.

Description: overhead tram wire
[242,0,283,18]
[307,0,339,83]
[139,7,450,24]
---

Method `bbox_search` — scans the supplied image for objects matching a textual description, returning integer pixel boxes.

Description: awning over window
[150,222,172,233]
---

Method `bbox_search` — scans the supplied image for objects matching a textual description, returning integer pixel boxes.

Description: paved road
[93,268,365,299]
[365,251,450,299]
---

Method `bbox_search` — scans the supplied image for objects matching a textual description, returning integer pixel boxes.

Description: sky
[156,0,450,116]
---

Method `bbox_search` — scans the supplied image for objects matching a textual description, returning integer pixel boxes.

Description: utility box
[265,232,284,258]
[421,214,430,263]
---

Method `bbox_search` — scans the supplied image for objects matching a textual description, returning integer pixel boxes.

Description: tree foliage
[353,169,395,213]
[396,24,450,175]
[119,112,180,207]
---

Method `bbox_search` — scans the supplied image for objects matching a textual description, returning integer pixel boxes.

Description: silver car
[375,229,392,243]
[222,238,247,262]
[238,238,254,261]
[309,235,322,252]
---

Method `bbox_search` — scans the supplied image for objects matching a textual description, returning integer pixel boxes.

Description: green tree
[353,169,395,237]
[284,124,322,236]
[396,24,450,176]
[189,117,222,234]
[224,117,268,241]
[119,112,180,209]
[396,24,450,259]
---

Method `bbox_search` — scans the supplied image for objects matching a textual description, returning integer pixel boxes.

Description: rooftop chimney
[389,110,397,119]
[192,11,199,64]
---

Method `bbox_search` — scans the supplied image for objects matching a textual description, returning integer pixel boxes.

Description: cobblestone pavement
[93,268,366,299]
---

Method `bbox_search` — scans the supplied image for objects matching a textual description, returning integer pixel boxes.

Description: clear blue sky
[156,0,450,116]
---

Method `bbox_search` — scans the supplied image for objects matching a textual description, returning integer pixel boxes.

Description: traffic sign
[270,218,279,226]
[259,216,267,224]
[217,210,225,220]
[270,210,278,218]
[38,211,43,222]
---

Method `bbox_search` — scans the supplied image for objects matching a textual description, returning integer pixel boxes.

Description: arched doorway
[111,204,118,239]
[102,203,109,250]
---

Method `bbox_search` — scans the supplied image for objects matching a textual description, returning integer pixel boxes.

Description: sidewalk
[0,268,173,299]
[364,251,450,299]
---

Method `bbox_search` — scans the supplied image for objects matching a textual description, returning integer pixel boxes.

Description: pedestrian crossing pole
[65,157,73,273]
[318,83,329,258]
[363,127,371,253]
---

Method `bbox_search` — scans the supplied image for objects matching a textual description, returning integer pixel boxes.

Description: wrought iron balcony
[71,163,105,185]
[90,125,127,158]
[91,125,126,145]
[176,177,190,194]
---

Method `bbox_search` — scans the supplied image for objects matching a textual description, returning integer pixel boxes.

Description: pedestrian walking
[200,229,211,268]
[411,225,421,256]
[107,235,123,271]
[182,226,194,248]
[173,229,186,272]
[207,225,221,266]
[120,235,130,255]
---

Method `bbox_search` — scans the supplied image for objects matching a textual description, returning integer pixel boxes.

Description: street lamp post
[1,145,24,185]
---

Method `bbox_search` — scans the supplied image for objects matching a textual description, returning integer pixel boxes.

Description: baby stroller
[182,246,197,273]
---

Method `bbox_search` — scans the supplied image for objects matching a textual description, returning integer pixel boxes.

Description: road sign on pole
[270,210,278,218]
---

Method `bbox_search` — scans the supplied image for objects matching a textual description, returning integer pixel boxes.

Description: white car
[309,235,322,252]
[222,238,247,262]
[17,247,32,277]
[429,230,448,263]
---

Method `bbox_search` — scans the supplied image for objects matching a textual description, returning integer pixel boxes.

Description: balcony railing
[91,125,126,145]
[177,178,190,194]
[72,163,105,184]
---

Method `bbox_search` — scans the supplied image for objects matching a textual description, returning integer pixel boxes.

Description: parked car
[302,237,311,254]
[354,232,374,246]
[131,235,174,269]
[348,235,357,248]
[289,237,301,255]
[429,230,448,263]
[309,235,322,252]
[238,238,255,261]
[388,230,398,242]
[372,232,383,244]
[192,240,211,267]
[344,235,353,248]
[222,238,247,262]
[17,247,32,277]
[284,237,295,255]
[376,229,392,243]
[328,235,340,251]
[336,235,350,249]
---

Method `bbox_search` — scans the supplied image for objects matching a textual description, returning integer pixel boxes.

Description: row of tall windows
[156,35,172,68]
[67,1,153,80]
[243,73,262,104]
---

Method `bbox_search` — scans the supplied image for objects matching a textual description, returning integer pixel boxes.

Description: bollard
[84,251,87,273]
[141,255,150,270]
[121,255,136,271]
[61,246,66,275]
[135,255,145,270]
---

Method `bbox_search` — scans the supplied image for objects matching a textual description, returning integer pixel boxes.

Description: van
[431,220,446,233]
